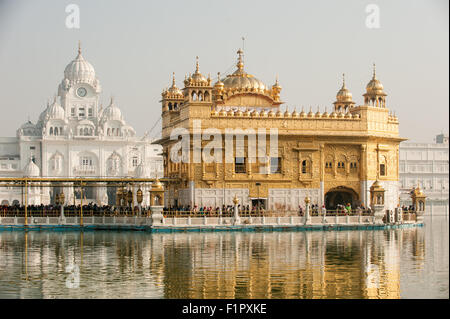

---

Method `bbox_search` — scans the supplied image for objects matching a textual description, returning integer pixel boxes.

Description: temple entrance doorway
[325,187,359,210]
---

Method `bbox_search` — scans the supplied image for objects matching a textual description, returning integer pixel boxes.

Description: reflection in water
[0,216,447,299]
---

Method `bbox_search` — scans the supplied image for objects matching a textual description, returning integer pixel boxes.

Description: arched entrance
[325,186,359,210]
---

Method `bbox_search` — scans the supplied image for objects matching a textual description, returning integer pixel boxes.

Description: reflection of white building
[399,134,449,214]
[0,44,163,206]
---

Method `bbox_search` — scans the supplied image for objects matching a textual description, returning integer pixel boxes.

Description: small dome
[235,109,243,117]
[102,98,122,121]
[352,113,360,119]
[162,72,184,98]
[214,72,224,89]
[244,109,252,117]
[330,111,337,118]
[260,109,268,117]
[268,109,276,117]
[20,120,35,130]
[345,112,352,118]
[23,158,40,177]
[276,109,283,117]
[211,107,219,116]
[227,109,235,116]
[322,111,329,118]
[47,97,65,120]
[365,64,386,95]
[292,109,299,118]
[337,112,344,118]
[300,109,307,118]
[219,108,227,116]
[307,109,314,117]
[251,109,260,117]
[315,110,322,118]
[284,109,291,117]
[336,74,353,103]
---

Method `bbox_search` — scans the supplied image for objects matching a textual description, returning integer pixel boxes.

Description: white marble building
[399,134,449,214]
[0,45,163,206]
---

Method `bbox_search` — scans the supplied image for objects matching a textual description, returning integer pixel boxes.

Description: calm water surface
[0,216,447,299]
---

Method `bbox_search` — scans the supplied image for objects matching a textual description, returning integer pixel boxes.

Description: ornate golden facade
[156,50,405,210]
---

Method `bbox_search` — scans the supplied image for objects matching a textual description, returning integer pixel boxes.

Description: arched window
[49,127,53,135]
[168,102,172,110]
[301,160,310,174]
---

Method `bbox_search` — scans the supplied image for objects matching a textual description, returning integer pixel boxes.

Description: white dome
[23,158,40,177]
[20,120,35,130]
[63,48,96,85]
[102,98,122,121]
[47,99,65,120]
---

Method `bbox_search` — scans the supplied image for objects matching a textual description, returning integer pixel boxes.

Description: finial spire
[172,72,176,86]
[372,63,376,79]
[195,56,199,73]
[110,95,114,105]
[217,72,221,81]
[342,73,346,88]
[78,40,81,55]
[237,48,244,70]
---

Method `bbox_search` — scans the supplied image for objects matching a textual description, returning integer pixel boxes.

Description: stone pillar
[322,206,327,224]
[150,205,164,225]
[372,205,385,224]
[395,207,402,224]
[304,196,311,225]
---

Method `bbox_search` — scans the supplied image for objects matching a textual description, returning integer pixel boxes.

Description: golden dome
[315,110,322,118]
[184,57,209,86]
[292,108,299,117]
[322,110,329,118]
[220,49,266,91]
[300,109,306,118]
[244,108,252,117]
[219,108,227,116]
[235,109,243,116]
[227,109,234,116]
[336,74,353,102]
[365,64,386,95]
[284,109,291,117]
[307,108,314,117]
[268,109,276,117]
[260,109,268,117]
[251,109,260,117]
[276,109,283,117]
[163,72,184,99]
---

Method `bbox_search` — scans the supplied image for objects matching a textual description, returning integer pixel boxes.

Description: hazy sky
[0,0,448,142]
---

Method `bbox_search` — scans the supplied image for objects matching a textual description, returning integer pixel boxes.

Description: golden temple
[156,49,405,211]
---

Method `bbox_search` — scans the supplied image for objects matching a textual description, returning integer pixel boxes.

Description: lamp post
[137,187,143,216]
[304,196,311,225]
[59,192,65,221]
[256,182,261,216]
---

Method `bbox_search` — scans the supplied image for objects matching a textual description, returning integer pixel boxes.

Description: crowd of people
[163,204,266,217]
[297,203,373,216]
[0,203,149,217]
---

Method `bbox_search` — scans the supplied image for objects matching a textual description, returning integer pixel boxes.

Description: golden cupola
[184,57,210,87]
[214,49,283,107]
[161,72,184,112]
[333,73,355,113]
[162,72,184,99]
[363,64,387,107]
